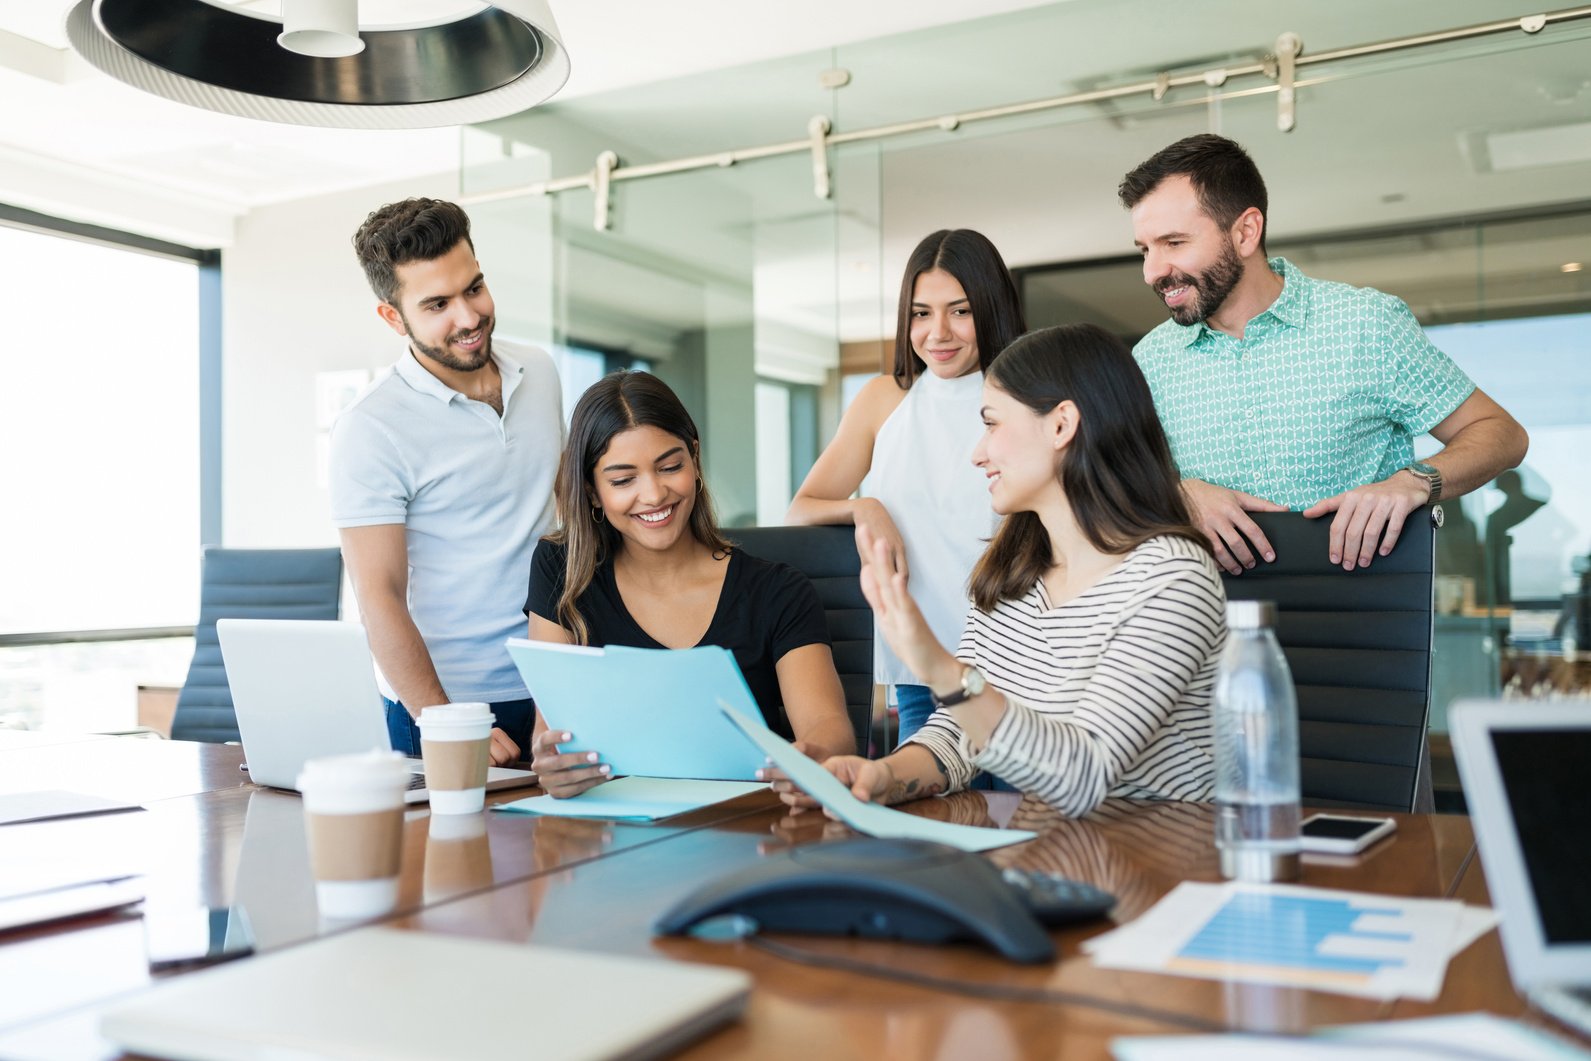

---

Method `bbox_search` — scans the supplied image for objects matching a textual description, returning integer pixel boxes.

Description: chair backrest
[171,547,344,743]
[1221,509,1438,812]
[728,526,874,757]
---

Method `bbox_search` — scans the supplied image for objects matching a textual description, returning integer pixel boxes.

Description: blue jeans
[893,684,937,746]
[893,683,1016,793]
[383,696,537,763]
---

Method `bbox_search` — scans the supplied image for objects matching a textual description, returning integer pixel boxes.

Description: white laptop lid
[1449,699,1591,992]
[219,619,392,791]
[101,926,749,1061]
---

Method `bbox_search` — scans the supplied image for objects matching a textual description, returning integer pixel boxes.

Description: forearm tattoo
[884,753,949,805]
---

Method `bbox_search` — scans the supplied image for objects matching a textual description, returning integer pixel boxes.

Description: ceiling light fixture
[1564,262,1585,273]
[64,0,570,129]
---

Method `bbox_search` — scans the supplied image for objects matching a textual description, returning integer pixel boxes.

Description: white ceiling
[0,0,1063,245]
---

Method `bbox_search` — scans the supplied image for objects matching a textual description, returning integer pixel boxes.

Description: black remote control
[999,867,1117,925]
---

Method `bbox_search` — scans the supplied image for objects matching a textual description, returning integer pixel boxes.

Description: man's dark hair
[352,198,474,305]
[1118,134,1269,253]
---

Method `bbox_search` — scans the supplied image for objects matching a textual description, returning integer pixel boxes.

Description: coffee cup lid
[417,702,493,725]
[297,749,412,793]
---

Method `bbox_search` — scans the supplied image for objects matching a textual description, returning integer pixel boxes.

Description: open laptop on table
[218,619,535,803]
[1450,699,1591,1038]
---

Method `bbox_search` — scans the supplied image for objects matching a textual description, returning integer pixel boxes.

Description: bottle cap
[1226,600,1277,629]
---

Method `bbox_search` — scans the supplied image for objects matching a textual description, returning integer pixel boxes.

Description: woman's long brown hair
[891,229,1026,388]
[967,324,1207,611]
[548,371,732,644]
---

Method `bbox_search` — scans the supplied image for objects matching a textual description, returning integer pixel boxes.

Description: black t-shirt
[524,540,830,738]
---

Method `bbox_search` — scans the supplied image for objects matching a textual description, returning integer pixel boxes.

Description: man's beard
[1155,241,1242,326]
[404,313,494,372]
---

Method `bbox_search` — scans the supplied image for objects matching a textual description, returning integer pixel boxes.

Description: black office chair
[729,526,875,757]
[170,546,344,743]
[1222,509,1439,813]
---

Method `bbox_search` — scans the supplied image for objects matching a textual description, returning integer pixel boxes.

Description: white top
[909,535,1226,817]
[329,339,562,702]
[861,369,995,686]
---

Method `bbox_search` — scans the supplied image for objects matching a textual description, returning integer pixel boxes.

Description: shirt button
[1245,408,1256,419]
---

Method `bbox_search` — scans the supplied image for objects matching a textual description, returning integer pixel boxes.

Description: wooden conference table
[0,736,1573,1060]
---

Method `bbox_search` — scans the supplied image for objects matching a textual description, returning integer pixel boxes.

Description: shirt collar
[1171,255,1308,347]
[392,344,521,406]
[1262,257,1309,328]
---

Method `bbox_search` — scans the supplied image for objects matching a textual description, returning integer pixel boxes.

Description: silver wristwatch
[1402,460,1443,503]
[931,665,987,708]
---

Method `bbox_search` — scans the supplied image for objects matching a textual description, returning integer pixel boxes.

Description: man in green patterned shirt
[1119,134,1528,576]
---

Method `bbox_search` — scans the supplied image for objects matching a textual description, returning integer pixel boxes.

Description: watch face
[964,667,986,697]
[1409,461,1439,476]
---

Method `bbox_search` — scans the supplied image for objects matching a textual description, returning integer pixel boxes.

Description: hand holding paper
[721,703,1034,853]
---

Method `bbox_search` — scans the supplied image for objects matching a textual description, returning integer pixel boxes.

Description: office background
[2,1,1588,755]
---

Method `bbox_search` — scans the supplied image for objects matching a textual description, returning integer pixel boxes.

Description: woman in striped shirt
[775,323,1226,817]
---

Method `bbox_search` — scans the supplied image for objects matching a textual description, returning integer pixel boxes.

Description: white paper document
[494,777,768,821]
[1085,880,1499,1001]
[1113,1013,1591,1060]
[720,704,1037,853]
[0,790,143,827]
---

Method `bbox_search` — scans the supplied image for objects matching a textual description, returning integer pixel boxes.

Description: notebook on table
[1449,699,1591,1038]
[219,619,536,803]
[100,926,751,1061]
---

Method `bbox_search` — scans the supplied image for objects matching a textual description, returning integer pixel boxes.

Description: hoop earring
[591,506,605,524]
[696,477,703,494]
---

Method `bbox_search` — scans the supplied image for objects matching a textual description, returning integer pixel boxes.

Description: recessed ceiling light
[1564,262,1585,273]
[65,0,570,129]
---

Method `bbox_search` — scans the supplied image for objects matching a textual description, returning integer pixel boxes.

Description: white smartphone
[1298,813,1397,854]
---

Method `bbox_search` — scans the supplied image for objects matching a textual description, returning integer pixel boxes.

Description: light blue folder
[504,638,770,781]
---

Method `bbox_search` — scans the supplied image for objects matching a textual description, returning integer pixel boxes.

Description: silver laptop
[101,926,749,1061]
[217,619,535,803]
[1450,699,1591,1037]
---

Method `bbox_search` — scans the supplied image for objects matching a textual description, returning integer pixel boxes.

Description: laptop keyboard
[405,773,427,791]
[1534,986,1591,1038]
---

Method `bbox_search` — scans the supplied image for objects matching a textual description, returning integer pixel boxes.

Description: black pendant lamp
[65,0,570,129]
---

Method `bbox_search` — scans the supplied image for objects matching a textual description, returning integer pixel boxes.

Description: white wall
[220,173,457,547]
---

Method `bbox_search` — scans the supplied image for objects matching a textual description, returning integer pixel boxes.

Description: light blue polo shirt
[1132,257,1475,511]
[329,339,562,702]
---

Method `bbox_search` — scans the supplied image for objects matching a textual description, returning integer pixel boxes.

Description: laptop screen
[1491,728,1591,946]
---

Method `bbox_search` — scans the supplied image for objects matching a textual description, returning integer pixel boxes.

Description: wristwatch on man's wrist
[1402,461,1443,503]
[931,665,987,709]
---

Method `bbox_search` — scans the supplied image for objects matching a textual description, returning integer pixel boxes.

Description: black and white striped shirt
[909,535,1226,817]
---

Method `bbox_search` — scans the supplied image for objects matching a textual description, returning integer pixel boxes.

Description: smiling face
[908,268,981,380]
[380,240,495,372]
[1130,175,1246,327]
[972,382,1072,516]
[590,424,699,553]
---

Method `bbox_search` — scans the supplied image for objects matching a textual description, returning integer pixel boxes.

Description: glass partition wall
[460,0,1591,785]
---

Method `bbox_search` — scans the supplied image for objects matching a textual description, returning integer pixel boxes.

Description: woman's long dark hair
[967,324,1207,611]
[892,229,1026,388]
[548,370,732,644]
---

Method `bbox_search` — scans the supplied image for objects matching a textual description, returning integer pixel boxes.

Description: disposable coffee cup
[297,750,411,919]
[417,702,493,814]
[423,812,493,902]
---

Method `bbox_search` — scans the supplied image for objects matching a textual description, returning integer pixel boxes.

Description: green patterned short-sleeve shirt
[1132,257,1475,511]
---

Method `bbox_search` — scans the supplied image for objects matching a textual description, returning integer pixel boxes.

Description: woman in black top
[525,370,856,797]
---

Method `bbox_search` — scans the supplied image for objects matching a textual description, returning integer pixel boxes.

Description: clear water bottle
[1213,600,1301,881]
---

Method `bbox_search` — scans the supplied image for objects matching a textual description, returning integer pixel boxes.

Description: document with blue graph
[1084,881,1498,1000]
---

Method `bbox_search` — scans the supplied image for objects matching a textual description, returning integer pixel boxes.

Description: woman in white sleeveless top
[787,230,1026,746]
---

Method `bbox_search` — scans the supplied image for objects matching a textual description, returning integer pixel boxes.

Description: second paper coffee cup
[417,702,493,814]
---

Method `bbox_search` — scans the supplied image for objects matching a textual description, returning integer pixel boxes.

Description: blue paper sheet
[504,638,770,780]
[720,704,1037,853]
[493,777,769,821]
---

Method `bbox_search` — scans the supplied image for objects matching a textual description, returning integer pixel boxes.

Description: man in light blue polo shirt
[330,198,562,764]
[1119,135,1528,575]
